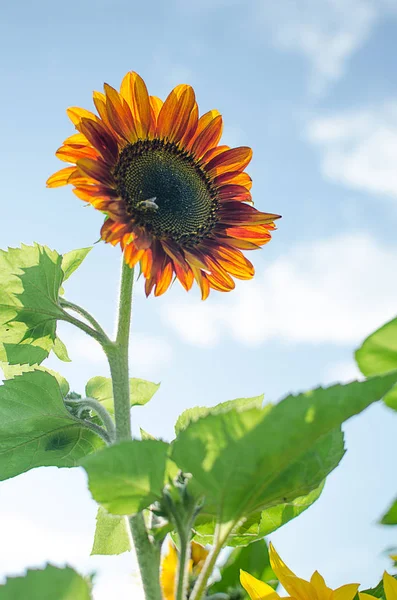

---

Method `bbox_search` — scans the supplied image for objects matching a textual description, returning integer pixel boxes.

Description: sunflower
[47,71,280,299]
[160,540,209,599]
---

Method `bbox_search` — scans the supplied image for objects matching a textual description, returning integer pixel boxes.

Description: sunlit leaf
[0,370,104,481]
[91,506,131,555]
[53,336,71,362]
[0,244,65,365]
[1,362,70,397]
[381,498,397,525]
[356,317,397,410]
[82,439,169,514]
[85,376,160,414]
[61,247,92,281]
[0,565,92,599]
[172,374,397,526]
[175,395,265,434]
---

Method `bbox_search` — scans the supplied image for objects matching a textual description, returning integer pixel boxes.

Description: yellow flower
[160,540,209,599]
[359,572,397,600]
[240,543,359,600]
[47,71,280,299]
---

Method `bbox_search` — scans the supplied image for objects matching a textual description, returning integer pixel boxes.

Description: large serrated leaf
[175,395,265,435]
[82,439,169,515]
[171,374,397,527]
[0,370,104,481]
[0,565,92,599]
[0,244,65,365]
[91,506,131,555]
[85,376,160,414]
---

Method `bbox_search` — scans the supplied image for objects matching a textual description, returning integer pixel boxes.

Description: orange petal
[63,132,89,146]
[104,83,137,143]
[157,84,196,143]
[214,170,253,190]
[191,114,223,160]
[77,157,114,186]
[56,144,100,163]
[219,203,280,225]
[192,110,221,141]
[79,117,119,163]
[93,91,114,131]
[46,166,77,188]
[155,258,174,296]
[204,255,235,290]
[120,71,151,139]
[224,224,274,244]
[67,106,100,128]
[179,102,199,147]
[162,242,194,291]
[206,146,253,177]
[141,247,153,278]
[149,95,163,138]
[190,264,210,300]
[201,144,230,165]
[124,243,145,267]
[218,184,252,203]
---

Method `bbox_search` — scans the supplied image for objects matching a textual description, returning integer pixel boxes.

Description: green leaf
[258,480,325,536]
[192,469,327,546]
[361,575,397,599]
[171,374,397,526]
[0,244,65,365]
[85,376,160,414]
[209,539,276,596]
[82,439,169,515]
[356,318,397,410]
[53,336,71,362]
[1,362,70,397]
[0,370,104,481]
[381,498,397,525]
[91,506,131,555]
[175,395,265,435]
[0,565,92,599]
[61,247,92,281]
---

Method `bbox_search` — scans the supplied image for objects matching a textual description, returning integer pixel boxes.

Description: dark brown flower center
[114,139,219,244]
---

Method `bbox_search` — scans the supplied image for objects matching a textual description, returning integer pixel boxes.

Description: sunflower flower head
[47,71,280,299]
[240,543,360,600]
[160,540,209,600]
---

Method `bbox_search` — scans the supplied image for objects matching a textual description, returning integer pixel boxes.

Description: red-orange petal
[77,157,114,186]
[224,224,274,244]
[104,83,137,143]
[46,166,77,188]
[149,96,163,138]
[219,202,280,225]
[56,144,100,163]
[157,84,196,143]
[218,184,252,203]
[191,114,223,160]
[124,243,145,267]
[67,107,100,129]
[201,144,230,165]
[214,170,253,190]
[63,132,89,146]
[162,242,194,291]
[155,258,174,296]
[93,91,114,132]
[179,102,199,147]
[79,118,119,164]
[206,147,253,177]
[120,71,151,139]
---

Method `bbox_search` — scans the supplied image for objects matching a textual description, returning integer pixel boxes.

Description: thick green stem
[176,531,191,600]
[104,258,162,600]
[189,523,234,600]
[76,397,116,442]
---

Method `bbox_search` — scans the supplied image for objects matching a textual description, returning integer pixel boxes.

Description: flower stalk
[103,257,162,600]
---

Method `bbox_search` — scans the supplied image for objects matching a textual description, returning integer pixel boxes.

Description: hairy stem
[74,397,116,442]
[60,298,110,341]
[104,258,162,600]
[176,530,191,600]
[189,523,234,600]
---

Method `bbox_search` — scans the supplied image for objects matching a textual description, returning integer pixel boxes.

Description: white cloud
[308,102,397,197]
[256,0,396,93]
[162,233,397,347]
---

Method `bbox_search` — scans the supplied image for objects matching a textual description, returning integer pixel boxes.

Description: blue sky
[1,0,397,597]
